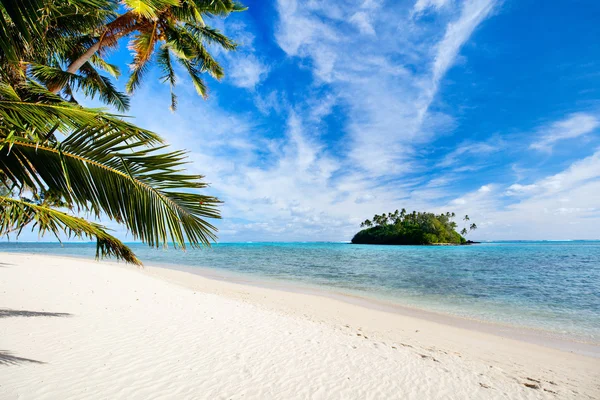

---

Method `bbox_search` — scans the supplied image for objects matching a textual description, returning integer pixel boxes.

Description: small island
[352,209,478,245]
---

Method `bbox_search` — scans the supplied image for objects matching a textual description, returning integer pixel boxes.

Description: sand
[1,253,598,399]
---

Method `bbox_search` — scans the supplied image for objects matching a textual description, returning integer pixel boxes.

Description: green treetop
[353,210,477,245]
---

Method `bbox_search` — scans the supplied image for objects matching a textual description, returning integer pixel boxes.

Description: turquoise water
[1,241,599,342]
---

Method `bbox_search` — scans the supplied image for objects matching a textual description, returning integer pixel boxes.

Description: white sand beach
[1,253,598,399]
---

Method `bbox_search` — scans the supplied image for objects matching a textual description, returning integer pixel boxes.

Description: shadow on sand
[0,308,72,318]
[1,308,72,365]
[0,351,45,366]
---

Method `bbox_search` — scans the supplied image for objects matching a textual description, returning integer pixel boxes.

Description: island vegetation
[352,209,477,245]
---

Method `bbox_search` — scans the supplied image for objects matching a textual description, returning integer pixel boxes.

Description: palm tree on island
[354,209,478,245]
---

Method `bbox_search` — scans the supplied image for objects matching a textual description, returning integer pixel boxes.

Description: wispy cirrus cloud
[442,149,600,239]
[436,137,503,168]
[276,0,497,178]
[529,112,599,151]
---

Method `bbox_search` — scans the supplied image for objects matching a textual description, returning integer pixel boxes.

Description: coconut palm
[0,0,238,264]
[1,0,244,110]
[0,81,220,264]
[48,0,243,110]
[1,0,131,110]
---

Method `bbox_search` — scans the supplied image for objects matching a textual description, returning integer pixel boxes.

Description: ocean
[1,241,599,343]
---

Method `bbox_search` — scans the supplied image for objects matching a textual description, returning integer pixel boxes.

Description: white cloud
[437,138,502,168]
[413,0,452,15]
[439,150,600,240]
[275,0,496,177]
[275,0,338,56]
[431,0,495,87]
[530,112,599,151]
[228,55,270,89]
[504,183,537,196]
[349,11,376,35]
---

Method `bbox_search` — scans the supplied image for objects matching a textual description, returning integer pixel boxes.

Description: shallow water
[2,241,599,342]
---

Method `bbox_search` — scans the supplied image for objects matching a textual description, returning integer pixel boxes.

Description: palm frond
[0,0,116,65]
[126,25,159,93]
[186,24,238,51]
[123,0,180,19]
[90,54,121,78]
[167,25,224,79]
[0,195,141,265]
[178,58,207,98]
[157,44,177,110]
[29,63,130,112]
[0,81,157,142]
[0,129,221,248]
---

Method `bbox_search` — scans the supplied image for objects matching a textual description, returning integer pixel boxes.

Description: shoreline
[150,260,600,357]
[1,252,599,399]
[2,251,599,356]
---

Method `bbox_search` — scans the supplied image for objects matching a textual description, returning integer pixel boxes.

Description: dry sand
[1,253,598,399]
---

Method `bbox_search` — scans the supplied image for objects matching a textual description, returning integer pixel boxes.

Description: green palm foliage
[0,107,220,247]
[0,0,242,264]
[0,196,141,264]
[0,81,221,263]
[0,81,156,142]
[0,0,244,111]
[1,0,123,107]
[354,210,475,245]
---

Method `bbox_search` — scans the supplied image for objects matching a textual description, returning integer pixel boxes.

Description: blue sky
[17,0,600,242]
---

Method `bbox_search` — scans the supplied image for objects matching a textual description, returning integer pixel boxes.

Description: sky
[15,0,600,242]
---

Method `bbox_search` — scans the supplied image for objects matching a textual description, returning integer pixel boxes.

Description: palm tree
[461,215,471,237]
[2,0,245,111]
[0,82,220,264]
[381,213,388,225]
[0,0,238,264]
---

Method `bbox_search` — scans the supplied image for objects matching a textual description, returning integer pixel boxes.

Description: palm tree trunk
[49,12,135,94]
[65,40,102,75]
[47,38,102,94]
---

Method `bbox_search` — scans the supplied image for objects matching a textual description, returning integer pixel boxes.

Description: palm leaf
[126,24,160,93]
[90,54,122,78]
[186,24,238,51]
[123,0,180,19]
[0,81,157,142]
[0,129,221,248]
[177,58,207,98]
[0,195,141,265]
[156,44,178,110]
[28,63,130,112]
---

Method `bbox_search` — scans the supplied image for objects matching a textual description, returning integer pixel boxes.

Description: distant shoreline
[352,240,481,246]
